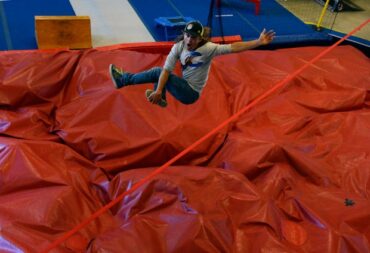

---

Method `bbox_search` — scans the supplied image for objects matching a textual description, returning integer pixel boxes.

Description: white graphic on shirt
[181,51,203,70]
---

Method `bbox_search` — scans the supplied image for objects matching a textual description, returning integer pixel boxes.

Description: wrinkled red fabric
[0,44,369,252]
[0,137,115,252]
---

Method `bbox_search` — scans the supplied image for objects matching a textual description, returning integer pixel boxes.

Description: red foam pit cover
[0,43,369,252]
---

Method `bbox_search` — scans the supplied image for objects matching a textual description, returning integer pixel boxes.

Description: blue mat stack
[0,0,75,50]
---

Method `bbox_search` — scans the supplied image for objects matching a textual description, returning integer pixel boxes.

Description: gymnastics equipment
[35,16,92,49]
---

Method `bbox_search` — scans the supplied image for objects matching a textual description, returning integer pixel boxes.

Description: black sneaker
[109,64,124,88]
[145,89,168,107]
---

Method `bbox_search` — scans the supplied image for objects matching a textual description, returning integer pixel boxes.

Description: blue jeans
[120,67,199,104]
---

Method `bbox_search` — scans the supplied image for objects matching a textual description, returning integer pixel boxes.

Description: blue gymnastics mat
[0,0,75,51]
[128,0,331,45]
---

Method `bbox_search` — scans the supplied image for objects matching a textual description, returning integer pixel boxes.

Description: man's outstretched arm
[231,29,275,53]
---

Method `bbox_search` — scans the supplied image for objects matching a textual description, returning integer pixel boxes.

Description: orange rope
[40,18,369,253]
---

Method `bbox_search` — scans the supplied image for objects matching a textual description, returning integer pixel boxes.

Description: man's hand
[230,29,276,53]
[258,29,275,45]
[148,90,163,104]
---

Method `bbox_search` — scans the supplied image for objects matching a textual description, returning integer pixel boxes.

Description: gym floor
[0,0,369,50]
[70,0,369,48]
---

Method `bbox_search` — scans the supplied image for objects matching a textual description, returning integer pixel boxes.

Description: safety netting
[0,43,369,252]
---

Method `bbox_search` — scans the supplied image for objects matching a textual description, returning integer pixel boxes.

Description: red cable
[40,18,369,253]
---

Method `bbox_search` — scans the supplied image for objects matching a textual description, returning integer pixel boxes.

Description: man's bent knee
[151,67,162,75]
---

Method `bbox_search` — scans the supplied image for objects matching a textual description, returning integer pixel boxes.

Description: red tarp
[0,44,369,252]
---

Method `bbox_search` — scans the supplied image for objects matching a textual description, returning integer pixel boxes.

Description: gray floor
[69,0,154,47]
[70,0,370,47]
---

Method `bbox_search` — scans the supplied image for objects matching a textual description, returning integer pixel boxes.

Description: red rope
[40,18,369,253]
